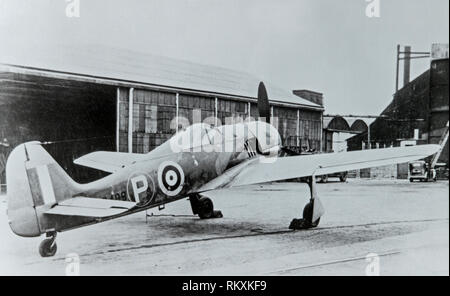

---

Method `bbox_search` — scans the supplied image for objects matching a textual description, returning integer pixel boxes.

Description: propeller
[257,82,303,156]
[257,82,271,123]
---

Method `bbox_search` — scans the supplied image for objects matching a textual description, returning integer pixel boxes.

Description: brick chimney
[292,90,324,106]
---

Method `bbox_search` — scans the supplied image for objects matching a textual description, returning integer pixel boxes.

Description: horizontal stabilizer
[74,151,146,173]
[45,197,136,218]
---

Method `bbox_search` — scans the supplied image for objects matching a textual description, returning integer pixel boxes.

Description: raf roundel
[157,161,185,196]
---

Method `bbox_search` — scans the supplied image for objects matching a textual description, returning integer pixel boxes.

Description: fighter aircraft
[5,83,440,257]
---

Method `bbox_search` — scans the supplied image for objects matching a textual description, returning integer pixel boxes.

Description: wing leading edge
[197,144,440,192]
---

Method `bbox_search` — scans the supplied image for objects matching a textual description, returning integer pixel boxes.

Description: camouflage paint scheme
[7,121,281,237]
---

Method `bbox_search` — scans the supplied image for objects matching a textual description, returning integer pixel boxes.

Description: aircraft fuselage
[30,121,280,233]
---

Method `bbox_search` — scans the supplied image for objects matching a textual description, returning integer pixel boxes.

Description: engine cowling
[246,121,281,156]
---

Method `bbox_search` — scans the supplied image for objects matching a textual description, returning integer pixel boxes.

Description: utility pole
[396,45,400,92]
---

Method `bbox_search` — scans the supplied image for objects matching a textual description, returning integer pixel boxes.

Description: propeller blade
[258,82,271,123]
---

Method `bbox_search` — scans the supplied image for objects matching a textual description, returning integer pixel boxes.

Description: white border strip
[36,165,56,205]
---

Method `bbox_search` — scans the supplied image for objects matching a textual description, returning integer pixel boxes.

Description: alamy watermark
[65,0,80,18]
[65,253,80,276]
[365,0,380,18]
[167,115,281,163]
[365,253,380,276]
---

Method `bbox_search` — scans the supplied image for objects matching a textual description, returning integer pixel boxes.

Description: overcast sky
[0,0,448,115]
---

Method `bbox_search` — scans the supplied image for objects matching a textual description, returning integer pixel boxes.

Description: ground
[0,179,448,276]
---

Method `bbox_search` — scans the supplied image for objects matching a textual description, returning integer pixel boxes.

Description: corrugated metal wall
[0,73,116,183]
[118,88,178,153]
[347,59,448,165]
[429,59,449,165]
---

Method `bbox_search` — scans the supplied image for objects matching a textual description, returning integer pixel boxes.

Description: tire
[39,238,57,257]
[302,202,320,228]
[410,178,414,183]
[198,197,214,219]
[340,174,348,182]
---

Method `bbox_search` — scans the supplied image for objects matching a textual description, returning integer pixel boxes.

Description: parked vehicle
[317,172,348,183]
[408,161,437,182]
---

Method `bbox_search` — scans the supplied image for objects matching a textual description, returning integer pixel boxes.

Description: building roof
[323,116,374,134]
[0,44,322,110]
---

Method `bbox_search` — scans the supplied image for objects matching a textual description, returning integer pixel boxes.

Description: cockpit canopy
[168,123,214,151]
[167,121,281,154]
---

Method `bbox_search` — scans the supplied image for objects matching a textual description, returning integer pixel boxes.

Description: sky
[0,0,448,115]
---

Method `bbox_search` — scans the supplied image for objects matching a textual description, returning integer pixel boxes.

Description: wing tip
[420,144,441,156]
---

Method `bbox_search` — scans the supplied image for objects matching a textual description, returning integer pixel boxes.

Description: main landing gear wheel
[302,202,321,227]
[289,175,324,230]
[289,202,321,230]
[189,195,223,219]
[198,197,223,219]
[39,232,57,257]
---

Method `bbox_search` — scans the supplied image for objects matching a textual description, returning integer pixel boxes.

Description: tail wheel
[303,202,320,228]
[39,238,57,257]
[198,197,214,219]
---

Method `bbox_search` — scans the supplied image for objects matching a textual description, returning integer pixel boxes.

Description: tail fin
[6,142,78,237]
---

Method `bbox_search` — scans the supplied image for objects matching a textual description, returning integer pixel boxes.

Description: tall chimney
[403,46,411,86]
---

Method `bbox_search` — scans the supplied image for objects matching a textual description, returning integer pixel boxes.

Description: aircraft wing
[74,151,147,173]
[197,145,440,192]
[45,197,136,218]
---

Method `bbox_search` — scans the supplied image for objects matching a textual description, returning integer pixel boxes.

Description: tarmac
[0,178,448,276]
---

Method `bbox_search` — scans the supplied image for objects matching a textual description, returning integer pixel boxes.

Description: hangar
[347,58,449,178]
[0,45,324,185]
[322,116,372,153]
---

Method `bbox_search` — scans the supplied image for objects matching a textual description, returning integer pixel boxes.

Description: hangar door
[116,88,250,154]
[0,72,116,183]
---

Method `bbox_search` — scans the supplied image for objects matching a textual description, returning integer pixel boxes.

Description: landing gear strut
[189,194,223,219]
[39,231,57,257]
[289,174,325,230]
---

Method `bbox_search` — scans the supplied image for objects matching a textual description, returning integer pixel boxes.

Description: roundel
[157,161,185,196]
